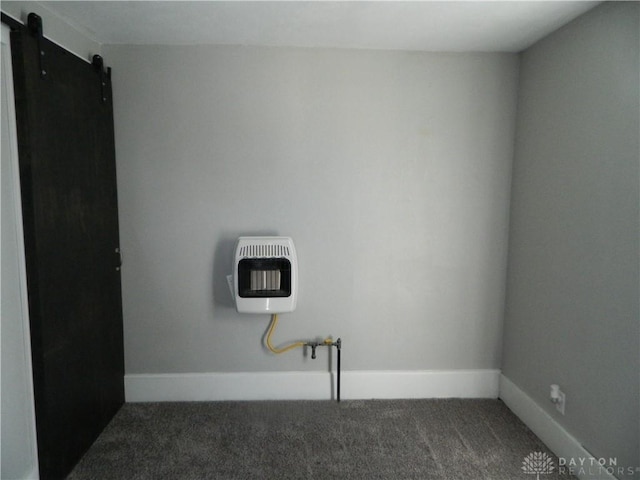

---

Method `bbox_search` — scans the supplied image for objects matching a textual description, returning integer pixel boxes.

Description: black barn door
[9,16,125,480]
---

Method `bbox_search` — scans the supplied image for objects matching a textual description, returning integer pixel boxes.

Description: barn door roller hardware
[27,13,46,79]
[92,55,111,104]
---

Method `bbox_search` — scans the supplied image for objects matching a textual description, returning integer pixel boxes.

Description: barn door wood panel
[9,15,124,480]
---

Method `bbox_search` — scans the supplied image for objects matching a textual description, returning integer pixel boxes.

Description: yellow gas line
[266,313,334,354]
[265,313,306,354]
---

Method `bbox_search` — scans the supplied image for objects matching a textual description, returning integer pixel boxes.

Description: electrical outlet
[555,389,566,415]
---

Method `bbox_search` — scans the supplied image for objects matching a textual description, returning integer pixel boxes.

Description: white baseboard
[125,369,500,403]
[499,374,618,480]
[341,369,500,400]
[125,371,330,402]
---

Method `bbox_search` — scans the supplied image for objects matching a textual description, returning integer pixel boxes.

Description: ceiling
[37,1,598,53]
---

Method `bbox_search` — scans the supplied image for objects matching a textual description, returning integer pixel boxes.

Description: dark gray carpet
[67,399,574,480]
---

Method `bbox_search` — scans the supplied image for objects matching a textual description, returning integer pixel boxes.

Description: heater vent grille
[239,244,290,258]
[233,236,297,313]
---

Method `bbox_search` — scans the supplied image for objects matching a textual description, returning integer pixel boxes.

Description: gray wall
[502,1,639,473]
[103,45,518,374]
